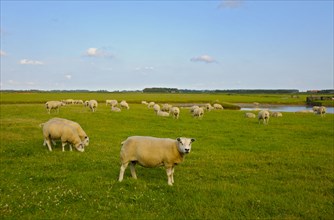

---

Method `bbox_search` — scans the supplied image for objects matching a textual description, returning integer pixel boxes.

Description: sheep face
[177,137,195,154]
[75,143,85,152]
[83,136,89,146]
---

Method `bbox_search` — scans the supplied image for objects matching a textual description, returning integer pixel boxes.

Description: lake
[239,104,334,114]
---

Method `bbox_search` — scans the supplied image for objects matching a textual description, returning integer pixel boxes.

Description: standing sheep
[153,104,161,113]
[45,101,65,114]
[213,103,224,110]
[258,110,270,124]
[170,107,180,119]
[118,136,195,186]
[44,118,89,147]
[147,102,155,108]
[42,120,85,152]
[85,100,98,112]
[316,106,326,117]
[193,107,204,118]
[120,100,130,109]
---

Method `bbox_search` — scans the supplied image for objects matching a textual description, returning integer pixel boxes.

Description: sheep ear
[177,138,181,142]
[191,138,196,143]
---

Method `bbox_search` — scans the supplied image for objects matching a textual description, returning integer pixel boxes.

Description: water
[240,105,334,114]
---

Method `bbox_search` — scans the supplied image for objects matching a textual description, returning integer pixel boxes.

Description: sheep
[161,104,172,112]
[245,112,256,118]
[42,120,85,152]
[118,136,195,186]
[190,105,199,113]
[45,101,65,114]
[271,112,283,117]
[44,118,89,147]
[170,107,180,119]
[106,100,112,106]
[157,110,170,117]
[74,100,83,104]
[85,100,98,112]
[316,106,326,117]
[258,110,270,124]
[213,103,224,110]
[120,100,130,109]
[153,104,161,113]
[147,102,155,108]
[312,106,320,112]
[111,106,121,112]
[193,107,204,118]
[141,101,148,105]
[106,100,118,107]
[205,103,214,111]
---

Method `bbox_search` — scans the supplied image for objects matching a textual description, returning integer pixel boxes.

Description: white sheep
[205,103,214,111]
[213,103,224,110]
[312,106,320,112]
[316,106,326,117]
[120,100,130,109]
[258,110,270,124]
[106,100,112,106]
[271,112,283,117]
[42,120,85,152]
[108,100,118,107]
[45,101,65,114]
[170,107,180,119]
[74,100,83,104]
[111,106,121,112]
[153,104,161,113]
[193,107,204,118]
[118,136,195,186]
[141,101,148,105]
[44,118,89,147]
[190,105,199,113]
[161,104,172,112]
[147,102,155,108]
[157,110,170,117]
[85,100,98,112]
[245,112,256,118]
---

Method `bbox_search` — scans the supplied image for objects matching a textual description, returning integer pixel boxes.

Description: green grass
[1,93,333,219]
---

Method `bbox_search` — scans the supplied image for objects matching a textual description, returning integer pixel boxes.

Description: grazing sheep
[157,110,170,117]
[258,110,270,124]
[110,100,118,107]
[153,104,161,113]
[74,100,83,104]
[118,136,195,186]
[271,112,283,117]
[111,106,121,112]
[170,107,180,119]
[193,107,204,118]
[205,103,214,111]
[190,105,200,113]
[45,118,89,147]
[62,99,74,104]
[45,101,65,114]
[312,106,320,112]
[245,112,256,118]
[316,106,326,117]
[213,103,224,110]
[161,104,172,112]
[147,102,155,108]
[141,101,148,105]
[85,100,98,112]
[42,120,85,152]
[120,100,130,109]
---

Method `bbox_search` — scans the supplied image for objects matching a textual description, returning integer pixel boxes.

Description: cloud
[0,50,6,56]
[218,0,243,9]
[84,47,113,58]
[191,55,217,63]
[19,59,44,65]
[65,74,72,80]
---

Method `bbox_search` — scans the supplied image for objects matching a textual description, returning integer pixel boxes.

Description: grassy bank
[1,96,333,219]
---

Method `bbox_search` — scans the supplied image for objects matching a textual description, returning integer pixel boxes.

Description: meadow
[0,92,333,219]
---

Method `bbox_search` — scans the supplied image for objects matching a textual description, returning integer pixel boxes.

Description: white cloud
[19,59,44,65]
[84,47,113,58]
[65,74,72,80]
[191,55,217,63]
[0,50,6,56]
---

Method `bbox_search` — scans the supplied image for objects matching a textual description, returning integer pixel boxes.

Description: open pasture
[1,93,333,219]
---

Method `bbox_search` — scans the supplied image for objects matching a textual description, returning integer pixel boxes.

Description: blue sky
[1,0,333,91]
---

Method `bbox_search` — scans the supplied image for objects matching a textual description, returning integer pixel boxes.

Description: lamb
[120,100,130,109]
[271,112,283,117]
[153,104,161,113]
[157,110,169,117]
[316,106,326,117]
[170,107,180,119]
[213,103,224,110]
[45,101,65,114]
[44,118,89,147]
[42,120,85,152]
[258,110,270,124]
[111,106,121,112]
[85,100,98,112]
[118,136,195,186]
[245,112,256,118]
[193,107,204,118]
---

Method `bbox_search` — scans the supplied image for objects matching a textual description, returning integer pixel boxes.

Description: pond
[239,104,334,114]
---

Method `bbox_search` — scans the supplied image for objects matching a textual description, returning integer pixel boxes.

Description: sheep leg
[119,162,129,182]
[130,161,137,179]
[45,139,53,151]
[62,142,66,152]
[166,167,173,186]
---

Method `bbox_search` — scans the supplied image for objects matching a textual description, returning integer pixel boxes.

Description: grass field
[1,93,333,219]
